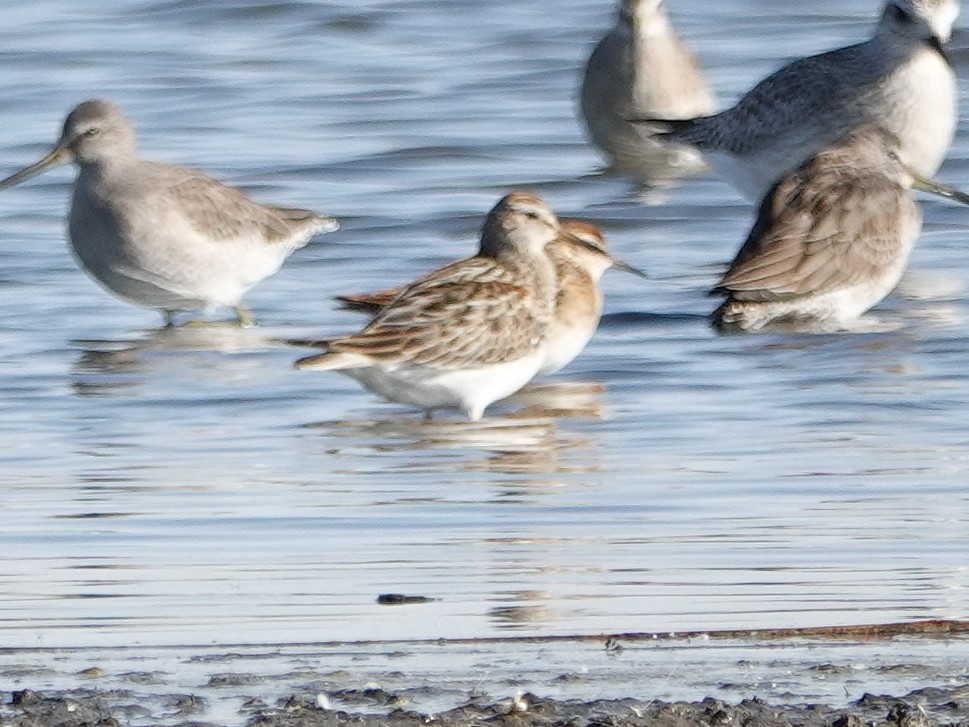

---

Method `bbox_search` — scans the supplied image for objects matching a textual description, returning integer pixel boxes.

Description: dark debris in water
[376,593,437,605]
[5,686,969,727]
[5,689,120,727]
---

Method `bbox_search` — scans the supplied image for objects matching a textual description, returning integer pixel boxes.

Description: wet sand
[3,621,968,727]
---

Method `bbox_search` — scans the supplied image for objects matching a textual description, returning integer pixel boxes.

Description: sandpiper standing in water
[295,193,598,421]
[0,100,338,326]
[336,219,646,376]
[711,126,969,333]
[636,0,959,201]
[580,0,716,184]
[536,220,644,374]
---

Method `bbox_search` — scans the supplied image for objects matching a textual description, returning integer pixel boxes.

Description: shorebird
[711,126,969,332]
[635,0,959,201]
[0,99,338,326]
[537,220,642,374]
[336,220,646,376]
[296,193,589,421]
[580,0,716,183]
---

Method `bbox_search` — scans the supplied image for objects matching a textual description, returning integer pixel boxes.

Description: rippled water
[1,0,968,653]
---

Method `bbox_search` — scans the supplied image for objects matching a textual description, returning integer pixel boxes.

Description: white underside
[704,150,778,203]
[68,181,312,314]
[720,270,909,332]
[539,321,598,375]
[341,348,548,421]
[70,228,295,313]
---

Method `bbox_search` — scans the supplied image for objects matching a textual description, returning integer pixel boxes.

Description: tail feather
[627,116,711,144]
[335,289,399,315]
[294,350,371,371]
[270,206,340,237]
[284,337,330,349]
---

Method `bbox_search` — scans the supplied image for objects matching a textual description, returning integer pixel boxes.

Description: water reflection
[75,325,281,365]
[301,380,606,478]
[489,591,560,630]
[589,155,710,207]
[507,381,606,420]
[70,325,284,396]
[1,0,968,650]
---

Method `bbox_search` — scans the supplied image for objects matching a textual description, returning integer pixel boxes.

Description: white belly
[539,320,598,375]
[719,265,911,332]
[344,348,548,421]
[69,200,293,313]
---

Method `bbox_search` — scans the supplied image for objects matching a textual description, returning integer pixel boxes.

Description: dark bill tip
[611,258,649,278]
[563,230,648,279]
[910,170,969,206]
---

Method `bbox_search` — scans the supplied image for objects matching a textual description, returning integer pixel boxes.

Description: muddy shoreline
[4,622,969,727]
[5,683,967,727]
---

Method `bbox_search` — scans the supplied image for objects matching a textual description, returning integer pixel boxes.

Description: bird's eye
[524,210,540,220]
[84,127,101,138]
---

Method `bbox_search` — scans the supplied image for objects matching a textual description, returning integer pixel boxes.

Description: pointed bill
[610,257,649,278]
[562,230,647,278]
[909,169,969,206]
[0,146,71,191]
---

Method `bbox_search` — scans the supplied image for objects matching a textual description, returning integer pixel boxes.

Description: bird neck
[873,5,947,51]
[633,10,671,39]
[498,244,558,316]
[76,153,134,187]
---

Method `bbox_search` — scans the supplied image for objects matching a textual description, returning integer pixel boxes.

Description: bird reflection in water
[489,591,560,630]
[301,380,607,478]
[70,324,280,397]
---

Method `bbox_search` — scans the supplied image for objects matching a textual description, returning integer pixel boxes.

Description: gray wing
[713,166,917,302]
[670,41,875,152]
[146,163,324,246]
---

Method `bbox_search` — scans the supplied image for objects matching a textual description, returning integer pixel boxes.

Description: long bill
[611,257,649,278]
[563,230,648,278]
[910,170,969,206]
[0,146,71,191]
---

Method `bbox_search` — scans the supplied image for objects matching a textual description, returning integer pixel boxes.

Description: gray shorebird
[295,193,600,421]
[712,126,969,333]
[0,99,338,326]
[580,0,715,183]
[335,220,646,376]
[636,0,959,201]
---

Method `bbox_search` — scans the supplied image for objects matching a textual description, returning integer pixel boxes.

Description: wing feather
[327,258,547,368]
[142,162,325,246]
[714,161,916,303]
